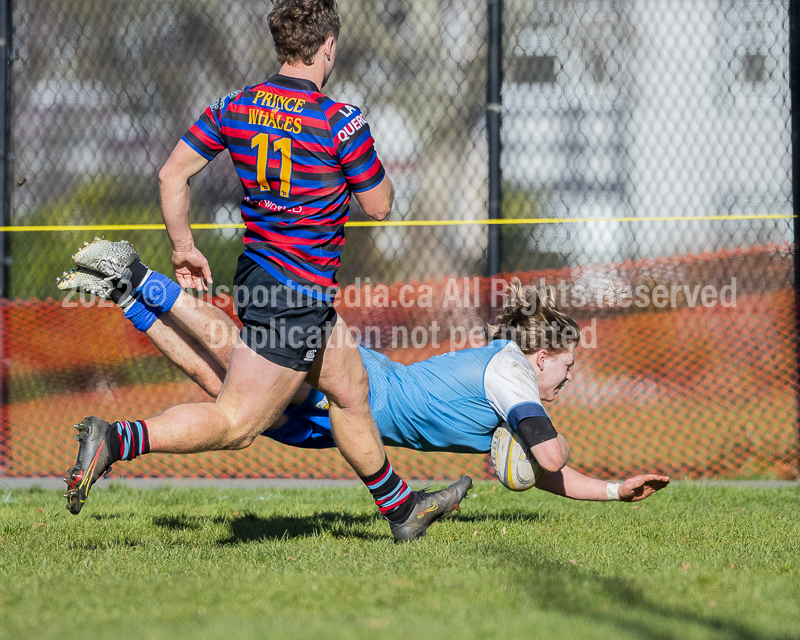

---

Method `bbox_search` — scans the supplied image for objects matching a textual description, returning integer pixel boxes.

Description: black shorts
[232,253,336,371]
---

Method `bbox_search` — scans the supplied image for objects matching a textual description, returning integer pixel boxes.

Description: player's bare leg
[307,315,472,541]
[64,336,306,513]
[147,312,314,409]
[165,291,238,370]
[306,315,384,475]
[57,264,301,403]
[146,315,227,397]
[58,261,234,398]
[145,337,306,453]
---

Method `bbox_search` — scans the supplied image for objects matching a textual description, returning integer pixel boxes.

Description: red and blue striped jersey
[182,74,385,301]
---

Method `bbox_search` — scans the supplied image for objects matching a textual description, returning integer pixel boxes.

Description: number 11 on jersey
[251,133,293,197]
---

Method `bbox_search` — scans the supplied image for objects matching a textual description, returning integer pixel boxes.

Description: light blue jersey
[361,341,548,453]
[265,340,549,453]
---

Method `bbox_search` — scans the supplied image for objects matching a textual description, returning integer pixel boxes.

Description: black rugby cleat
[390,476,472,542]
[64,417,115,515]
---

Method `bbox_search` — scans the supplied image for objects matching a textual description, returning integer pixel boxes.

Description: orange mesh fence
[0,244,797,481]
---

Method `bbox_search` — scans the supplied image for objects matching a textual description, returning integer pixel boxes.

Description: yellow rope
[0,213,792,232]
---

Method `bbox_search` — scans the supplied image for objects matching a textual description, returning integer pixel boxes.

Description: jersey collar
[267,73,320,93]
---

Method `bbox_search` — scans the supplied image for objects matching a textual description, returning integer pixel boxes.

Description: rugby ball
[490,422,543,491]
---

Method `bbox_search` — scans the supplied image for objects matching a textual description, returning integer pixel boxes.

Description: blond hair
[486,278,580,354]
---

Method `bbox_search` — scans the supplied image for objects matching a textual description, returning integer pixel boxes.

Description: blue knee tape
[124,297,160,332]
[136,272,181,313]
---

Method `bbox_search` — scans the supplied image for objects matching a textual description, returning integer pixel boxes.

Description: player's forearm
[355,175,394,221]
[535,465,611,501]
[158,140,211,251]
[159,173,195,251]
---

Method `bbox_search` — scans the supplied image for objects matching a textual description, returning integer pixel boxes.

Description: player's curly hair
[486,278,580,354]
[269,0,340,66]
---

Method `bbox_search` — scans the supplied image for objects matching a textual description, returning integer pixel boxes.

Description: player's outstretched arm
[535,465,670,502]
[530,433,570,472]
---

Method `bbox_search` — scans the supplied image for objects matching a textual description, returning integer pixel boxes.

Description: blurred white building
[501,0,792,266]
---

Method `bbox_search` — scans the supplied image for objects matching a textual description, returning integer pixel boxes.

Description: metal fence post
[0,0,9,297]
[790,0,800,472]
[0,0,11,475]
[486,0,502,277]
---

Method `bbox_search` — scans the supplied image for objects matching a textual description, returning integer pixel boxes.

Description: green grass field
[1,483,798,640]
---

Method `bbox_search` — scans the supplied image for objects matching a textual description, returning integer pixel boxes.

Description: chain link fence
[1,0,797,480]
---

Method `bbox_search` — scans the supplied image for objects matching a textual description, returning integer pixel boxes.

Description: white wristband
[606,482,621,501]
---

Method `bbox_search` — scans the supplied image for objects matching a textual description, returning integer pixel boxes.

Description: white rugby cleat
[56,267,114,298]
[71,238,140,279]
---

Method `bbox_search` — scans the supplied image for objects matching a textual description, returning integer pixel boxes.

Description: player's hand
[618,474,670,502]
[172,247,213,291]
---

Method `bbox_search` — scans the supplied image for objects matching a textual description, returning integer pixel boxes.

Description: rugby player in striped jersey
[59,0,470,541]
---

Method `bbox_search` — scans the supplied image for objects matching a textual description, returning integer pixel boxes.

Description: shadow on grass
[151,511,384,542]
[222,511,383,543]
[89,513,125,521]
[152,515,206,531]
[504,549,795,640]
[218,510,550,543]
[74,538,143,551]
[451,511,547,524]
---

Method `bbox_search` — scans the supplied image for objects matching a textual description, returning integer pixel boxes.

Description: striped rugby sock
[108,420,151,463]
[361,457,415,524]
